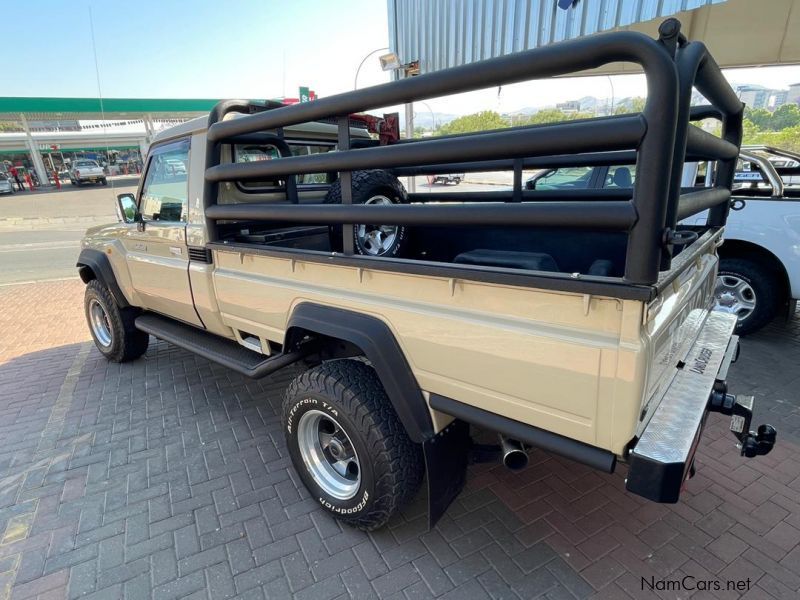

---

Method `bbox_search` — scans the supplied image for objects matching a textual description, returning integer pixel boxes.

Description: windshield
[74,160,99,168]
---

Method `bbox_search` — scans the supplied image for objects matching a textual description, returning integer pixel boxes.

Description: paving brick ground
[0,279,798,600]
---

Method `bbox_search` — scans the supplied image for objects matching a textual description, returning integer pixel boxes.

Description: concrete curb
[462,179,512,186]
[0,215,114,227]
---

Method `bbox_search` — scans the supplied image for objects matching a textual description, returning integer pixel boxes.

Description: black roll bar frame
[202,18,742,288]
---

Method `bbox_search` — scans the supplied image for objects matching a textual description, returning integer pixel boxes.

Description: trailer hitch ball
[740,424,776,458]
[707,392,777,458]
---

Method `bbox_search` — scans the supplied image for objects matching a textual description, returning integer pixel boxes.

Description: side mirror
[116,193,139,223]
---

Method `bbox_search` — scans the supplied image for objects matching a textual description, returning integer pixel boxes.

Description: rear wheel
[84,279,149,361]
[715,257,781,335]
[282,359,423,530]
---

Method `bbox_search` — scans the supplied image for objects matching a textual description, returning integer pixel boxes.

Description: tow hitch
[708,390,776,457]
[706,335,776,458]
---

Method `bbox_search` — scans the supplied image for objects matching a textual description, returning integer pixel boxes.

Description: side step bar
[135,313,306,378]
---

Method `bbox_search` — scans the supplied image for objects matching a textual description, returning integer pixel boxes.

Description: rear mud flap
[423,419,470,529]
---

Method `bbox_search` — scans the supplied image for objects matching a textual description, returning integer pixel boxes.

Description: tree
[742,117,761,142]
[770,103,800,130]
[437,110,508,136]
[515,109,594,126]
[745,108,772,130]
[614,97,646,115]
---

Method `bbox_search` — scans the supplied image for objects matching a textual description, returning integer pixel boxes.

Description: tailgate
[638,232,721,433]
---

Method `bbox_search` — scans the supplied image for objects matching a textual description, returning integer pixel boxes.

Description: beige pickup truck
[77,20,775,530]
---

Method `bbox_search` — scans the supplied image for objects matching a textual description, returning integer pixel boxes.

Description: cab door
[123,138,202,326]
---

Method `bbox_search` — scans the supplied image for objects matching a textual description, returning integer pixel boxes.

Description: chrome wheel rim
[88,298,113,347]
[715,274,756,321]
[356,195,398,256]
[296,409,360,500]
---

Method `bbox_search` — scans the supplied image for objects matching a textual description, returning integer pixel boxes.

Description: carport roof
[0,97,221,120]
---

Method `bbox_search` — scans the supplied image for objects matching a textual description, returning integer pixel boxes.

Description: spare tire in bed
[324,170,409,258]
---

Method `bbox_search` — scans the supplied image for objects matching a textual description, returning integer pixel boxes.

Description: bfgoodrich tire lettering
[282,359,423,530]
[84,279,149,362]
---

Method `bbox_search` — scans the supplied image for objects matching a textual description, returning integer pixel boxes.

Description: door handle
[169,247,183,257]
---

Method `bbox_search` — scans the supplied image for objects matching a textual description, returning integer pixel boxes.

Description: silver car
[0,173,15,194]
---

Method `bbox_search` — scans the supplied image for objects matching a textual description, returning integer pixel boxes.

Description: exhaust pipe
[499,435,528,471]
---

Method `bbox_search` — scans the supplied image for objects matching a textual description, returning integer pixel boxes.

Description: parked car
[742,145,800,187]
[526,153,800,335]
[77,22,774,531]
[428,173,464,185]
[0,173,14,194]
[69,159,107,186]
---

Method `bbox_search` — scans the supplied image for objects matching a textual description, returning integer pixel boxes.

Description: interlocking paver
[1,278,799,599]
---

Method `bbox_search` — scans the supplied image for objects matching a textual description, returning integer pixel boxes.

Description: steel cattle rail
[203,18,742,287]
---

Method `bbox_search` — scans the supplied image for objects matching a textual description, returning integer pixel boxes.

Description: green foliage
[743,121,800,153]
[744,104,800,131]
[613,97,646,115]
[770,104,800,130]
[515,109,594,125]
[746,108,772,130]
[438,110,509,135]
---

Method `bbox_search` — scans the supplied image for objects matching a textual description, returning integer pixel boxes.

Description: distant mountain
[413,112,460,129]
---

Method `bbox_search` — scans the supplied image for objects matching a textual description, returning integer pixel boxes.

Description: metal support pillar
[404,102,416,192]
[19,114,50,186]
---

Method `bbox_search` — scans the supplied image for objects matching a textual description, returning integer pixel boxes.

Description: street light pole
[354,47,390,90]
[607,75,616,115]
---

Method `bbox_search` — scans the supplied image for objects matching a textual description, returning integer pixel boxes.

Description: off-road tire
[282,359,423,530]
[718,257,781,336]
[84,279,149,362]
[324,170,409,257]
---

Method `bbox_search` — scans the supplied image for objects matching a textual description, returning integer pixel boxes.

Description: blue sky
[4,0,392,101]
[4,0,800,117]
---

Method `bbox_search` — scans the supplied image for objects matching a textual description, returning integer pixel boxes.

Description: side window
[290,144,334,185]
[234,144,284,189]
[603,166,635,188]
[233,141,334,191]
[139,139,190,222]
[531,167,594,190]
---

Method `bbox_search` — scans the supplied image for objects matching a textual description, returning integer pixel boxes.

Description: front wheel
[84,279,149,361]
[715,257,781,336]
[101,178,108,186]
[282,359,423,530]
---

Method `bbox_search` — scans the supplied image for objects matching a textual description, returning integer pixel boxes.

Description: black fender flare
[76,248,130,308]
[284,303,434,443]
